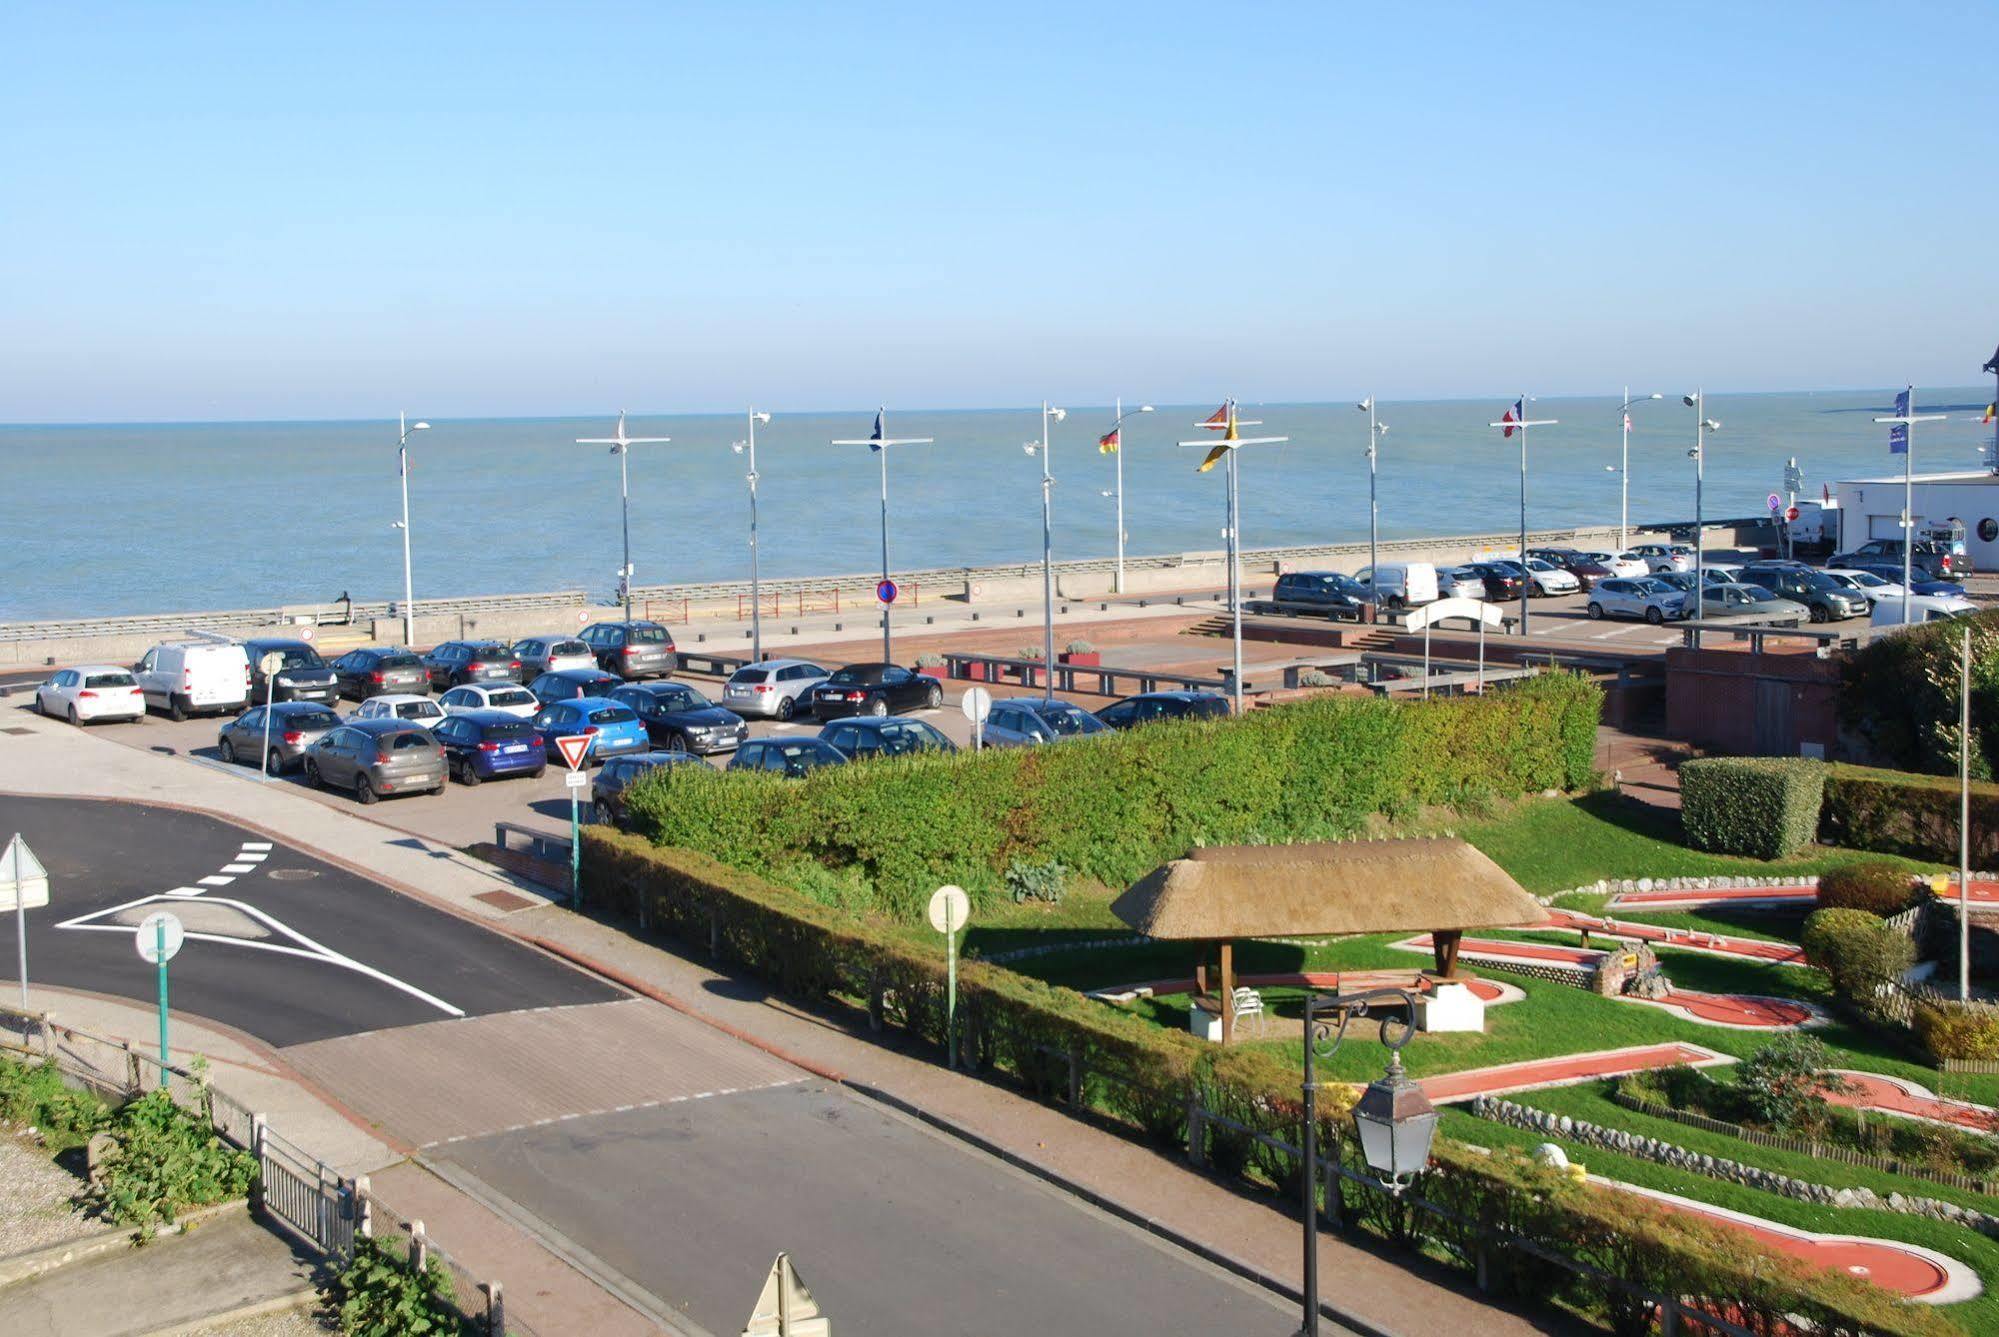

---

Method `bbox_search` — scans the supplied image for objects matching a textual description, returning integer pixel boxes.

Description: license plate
[503,744,527,754]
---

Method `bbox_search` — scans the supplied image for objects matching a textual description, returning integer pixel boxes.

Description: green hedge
[1801,907,1916,1017]
[623,672,1602,921]
[1840,610,1999,778]
[1679,756,1826,858]
[579,829,1950,1336]
[1913,998,1999,1062]
[1817,859,1920,918]
[1821,764,1999,865]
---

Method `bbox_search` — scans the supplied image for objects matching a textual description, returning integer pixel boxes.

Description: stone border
[0,1197,248,1289]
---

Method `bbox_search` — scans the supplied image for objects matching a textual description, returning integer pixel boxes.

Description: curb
[134,1284,319,1337]
[0,1197,248,1289]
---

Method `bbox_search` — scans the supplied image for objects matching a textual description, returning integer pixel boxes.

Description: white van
[1353,561,1439,609]
[133,641,252,720]
[1870,594,1977,630]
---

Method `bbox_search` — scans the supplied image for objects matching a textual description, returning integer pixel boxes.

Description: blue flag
[1890,388,1911,455]
[869,408,884,452]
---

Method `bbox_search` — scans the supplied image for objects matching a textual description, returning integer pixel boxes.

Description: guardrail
[940,652,1228,697]
[1676,619,1857,654]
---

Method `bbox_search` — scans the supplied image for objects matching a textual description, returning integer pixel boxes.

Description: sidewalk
[1597,724,1690,813]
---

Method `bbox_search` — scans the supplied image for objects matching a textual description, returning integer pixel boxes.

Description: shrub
[914,653,945,669]
[1733,1034,1854,1131]
[334,1234,467,1336]
[1912,998,1999,1061]
[1816,859,1917,917]
[622,673,1603,922]
[1679,756,1826,858]
[1004,858,1067,905]
[1801,907,1916,1014]
[1841,610,1999,777]
[1063,639,1096,655]
[0,1052,106,1150]
[1820,763,1999,864]
[82,1090,257,1230]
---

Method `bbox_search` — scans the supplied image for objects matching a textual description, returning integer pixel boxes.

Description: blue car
[529,698,649,764]
[432,710,547,785]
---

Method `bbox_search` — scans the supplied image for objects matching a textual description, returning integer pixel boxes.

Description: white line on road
[198,874,236,886]
[241,842,273,851]
[220,863,257,874]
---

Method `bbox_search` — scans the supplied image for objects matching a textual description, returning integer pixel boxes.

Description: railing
[940,652,1227,697]
[641,597,690,624]
[673,650,752,679]
[1676,619,1856,653]
[795,588,840,616]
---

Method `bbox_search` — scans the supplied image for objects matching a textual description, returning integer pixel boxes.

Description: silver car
[1586,577,1687,625]
[218,702,341,774]
[513,635,597,679]
[721,659,831,720]
[981,698,1108,747]
[303,719,446,803]
[1699,582,1808,625]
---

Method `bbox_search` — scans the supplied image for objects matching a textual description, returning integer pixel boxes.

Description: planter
[1058,651,1101,667]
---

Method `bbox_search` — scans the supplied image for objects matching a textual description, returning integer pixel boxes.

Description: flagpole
[1873,388,1945,625]
[831,410,934,665]
[1518,394,1529,639]
[1620,386,1630,551]
[1228,446,1243,713]
[1114,396,1127,595]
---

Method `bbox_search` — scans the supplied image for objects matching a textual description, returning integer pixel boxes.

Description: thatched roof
[1110,838,1542,940]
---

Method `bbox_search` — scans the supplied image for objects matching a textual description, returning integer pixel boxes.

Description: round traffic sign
[258,651,285,677]
[877,579,899,605]
[1785,506,1800,522]
[1766,493,1783,513]
[927,884,970,935]
[135,911,185,965]
[961,686,992,724]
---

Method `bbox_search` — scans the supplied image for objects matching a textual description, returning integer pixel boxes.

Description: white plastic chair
[1231,986,1266,1038]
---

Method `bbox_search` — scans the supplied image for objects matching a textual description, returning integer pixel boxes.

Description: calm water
[4,389,1994,621]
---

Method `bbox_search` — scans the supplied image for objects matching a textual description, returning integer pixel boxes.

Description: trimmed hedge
[1840,609,1999,777]
[1679,756,1826,858]
[1821,763,1999,865]
[1817,859,1919,918]
[1801,907,1916,1016]
[580,829,1951,1336]
[623,673,1602,921]
[1913,998,1999,1062]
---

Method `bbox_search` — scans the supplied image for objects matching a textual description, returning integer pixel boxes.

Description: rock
[1533,1142,1570,1171]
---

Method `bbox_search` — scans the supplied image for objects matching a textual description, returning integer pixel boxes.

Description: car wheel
[668,731,691,753]
[304,759,322,789]
[220,737,237,764]
[869,697,889,718]
[67,705,82,727]
[459,761,480,787]
[356,776,378,805]
[1809,604,1828,624]
[925,684,942,709]
[775,694,795,722]
[1586,602,1604,621]
[265,748,283,776]
[1645,606,1663,625]
[167,694,188,722]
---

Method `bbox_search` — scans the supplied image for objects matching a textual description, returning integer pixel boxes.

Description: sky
[4,2,1997,423]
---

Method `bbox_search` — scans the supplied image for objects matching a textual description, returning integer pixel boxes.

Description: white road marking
[236,850,269,863]
[241,842,273,851]
[198,875,236,886]
[220,863,257,874]
[163,887,205,898]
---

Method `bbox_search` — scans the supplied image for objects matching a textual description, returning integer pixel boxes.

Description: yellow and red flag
[1201,403,1230,431]
[1098,426,1120,455]
[1197,402,1237,473]
[1985,403,1995,425]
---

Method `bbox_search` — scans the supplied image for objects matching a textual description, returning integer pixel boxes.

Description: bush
[1820,763,1999,864]
[1816,859,1918,917]
[334,1234,468,1336]
[0,1052,106,1150]
[1679,756,1826,858]
[1004,858,1067,905]
[1733,1034,1854,1131]
[1801,907,1916,1014]
[914,653,945,669]
[1063,639,1096,655]
[83,1090,257,1230]
[1912,998,1999,1061]
[623,673,1603,922]
[1841,610,1999,777]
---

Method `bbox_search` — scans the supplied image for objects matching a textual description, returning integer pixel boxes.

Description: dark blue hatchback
[433,710,547,784]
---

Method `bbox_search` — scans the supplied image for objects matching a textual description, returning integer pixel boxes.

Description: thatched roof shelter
[1111,838,1542,1042]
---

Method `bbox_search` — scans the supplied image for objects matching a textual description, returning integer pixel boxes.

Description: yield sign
[0,834,49,913]
[741,1252,829,1336]
[555,735,592,771]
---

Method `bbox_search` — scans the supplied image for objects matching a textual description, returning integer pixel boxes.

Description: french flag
[869,408,885,451]
[1501,398,1523,439]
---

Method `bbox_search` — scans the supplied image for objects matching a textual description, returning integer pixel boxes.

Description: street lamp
[731,409,773,662]
[832,409,934,663]
[1682,392,1720,641]
[1487,398,1559,638]
[1023,403,1066,698]
[577,412,672,623]
[395,413,430,647]
[1355,399,1388,599]
[1099,401,1153,593]
[1617,391,1663,550]
[1298,987,1439,1337]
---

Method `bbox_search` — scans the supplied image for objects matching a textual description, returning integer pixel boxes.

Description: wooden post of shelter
[1432,929,1463,979]
[1219,941,1236,1043]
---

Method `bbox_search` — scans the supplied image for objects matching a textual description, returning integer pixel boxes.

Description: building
[1829,469,1999,566]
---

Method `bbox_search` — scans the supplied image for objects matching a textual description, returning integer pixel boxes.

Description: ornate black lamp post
[1299,987,1440,1337]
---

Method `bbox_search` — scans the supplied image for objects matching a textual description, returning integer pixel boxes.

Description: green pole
[569,790,581,906]
[155,918,169,1089]
[946,922,958,1071]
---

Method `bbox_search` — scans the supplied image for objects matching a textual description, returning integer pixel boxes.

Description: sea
[3,388,1994,623]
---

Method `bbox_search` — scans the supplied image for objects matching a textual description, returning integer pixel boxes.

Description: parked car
[809,663,944,719]
[1653,569,1737,597]
[1586,577,1687,624]
[1351,561,1438,609]
[593,752,703,826]
[1519,558,1581,596]
[721,659,832,720]
[1585,551,1649,579]
[329,647,428,701]
[1630,543,1695,573]
[1829,559,1962,597]
[242,638,339,704]
[218,701,341,774]
[1736,564,1869,622]
[579,620,678,679]
[1095,691,1231,730]
[1257,571,1370,619]
[437,682,541,718]
[1527,548,1612,591]
[1460,562,1525,600]
[1435,566,1487,599]
[1831,538,1960,580]
[528,698,650,764]
[34,665,145,725]
[511,636,597,679]
[422,641,522,690]
[431,711,547,785]
[727,737,849,777]
[1872,593,1977,628]
[351,693,445,724]
[1699,583,1808,624]
[528,668,624,706]
[302,718,446,803]
[980,697,1108,746]
[818,716,958,760]
[133,640,250,721]
[610,682,748,754]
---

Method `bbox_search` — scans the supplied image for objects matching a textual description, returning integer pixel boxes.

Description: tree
[1734,1034,1855,1131]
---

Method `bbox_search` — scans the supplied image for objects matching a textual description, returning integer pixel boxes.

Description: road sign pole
[14,885,24,1010]
[947,921,958,1070]
[155,917,169,1086]
[569,791,581,905]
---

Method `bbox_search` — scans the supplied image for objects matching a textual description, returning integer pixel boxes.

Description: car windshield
[481,720,534,740]
[1632,578,1671,595]
[1525,559,1555,572]
[394,701,439,718]
[587,705,638,725]
[1742,587,1780,603]
[773,740,841,771]
[728,667,770,684]
[84,671,135,687]
[287,709,339,730]
[388,732,431,749]
[653,687,706,710]
[1036,704,1104,735]
[1843,571,1889,588]
[485,687,535,706]
[1323,574,1364,594]
[266,647,322,669]
[376,653,420,668]
[858,721,942,754]
[551,641,589,655]
[827,667,878,685]
[626,625,670,645]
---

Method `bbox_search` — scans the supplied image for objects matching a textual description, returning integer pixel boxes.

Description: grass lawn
[1447,1107,1999,1332]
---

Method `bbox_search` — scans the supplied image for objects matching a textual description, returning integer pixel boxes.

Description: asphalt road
[439,1081,1302,1337]
[0,794,617,1045]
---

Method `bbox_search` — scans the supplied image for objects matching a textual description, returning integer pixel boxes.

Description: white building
[1829,469,1999,566]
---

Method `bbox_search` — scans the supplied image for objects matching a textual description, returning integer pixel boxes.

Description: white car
[1588,551,1649,579]
[1630,543,1695,574]
[1823,567,1907,606]
[721,658,833,720]
[351,693,445,724]
[35,665,146,724]
[1522,558,1580,596]
[1873,593,1977,628]
[437,682,541,718]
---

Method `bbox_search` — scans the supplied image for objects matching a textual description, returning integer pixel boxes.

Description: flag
[1622,413,1632,432]
[1890,387,1910,455]
[1501,398,1523,439]
[1098,426,1120,455]
[1983,345,1999,376]
[399,444,410,477]
[1201,403,1229,431]
[869,408,884,452]
[1984,403,1995,425]
[1197,401,1236,473]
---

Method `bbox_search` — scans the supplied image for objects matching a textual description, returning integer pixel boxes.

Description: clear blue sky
[5,2,1996,422]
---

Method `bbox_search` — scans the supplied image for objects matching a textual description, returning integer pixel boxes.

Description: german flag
[1098,427,1120,455]
[1201,403,1230,430]
[1197,402,1237,473]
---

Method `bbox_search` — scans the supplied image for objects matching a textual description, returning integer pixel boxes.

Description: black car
[592,751,702,827]
[1462,562,1525,599]
[818,717,957,760]
[329,647,429,700]
[1254,571,1370,619]
[242,637,339,704]
[610,682,749,755]
[1095,691,1231,730]
[528,667,624,706]
[809,663,944,719]
[579,620,678,679]
[728,737,849,777]
[422,641,522,690]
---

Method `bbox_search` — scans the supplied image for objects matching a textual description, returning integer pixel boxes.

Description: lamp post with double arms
[833,409,934,663]
[1023,403,1066,698]
[1298,986,1440,1337]
[1101,400,1153,594]
[576,412,672,623]
[1617,390,1662,551]
[394,412,430,648]
[1682,392,1720,641]
[731,409,772,662]
[1181,401,1287,714]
